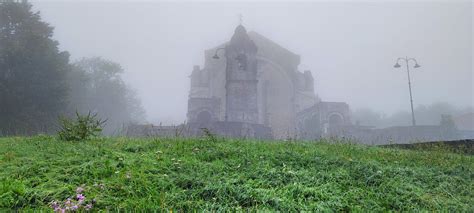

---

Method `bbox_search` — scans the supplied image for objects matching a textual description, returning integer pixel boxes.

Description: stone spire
[228,24,257,54]
[224,24,259,124]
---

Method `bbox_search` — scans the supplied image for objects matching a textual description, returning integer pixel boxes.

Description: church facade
[187,25,351,139]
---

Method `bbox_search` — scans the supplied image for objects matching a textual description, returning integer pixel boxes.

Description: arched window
[236,53,247,70]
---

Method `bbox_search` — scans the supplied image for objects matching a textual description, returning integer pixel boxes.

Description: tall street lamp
[394,57,421,126]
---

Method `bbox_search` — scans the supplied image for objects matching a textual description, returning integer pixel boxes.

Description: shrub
[200,128,217,143]
[58,111,106,141]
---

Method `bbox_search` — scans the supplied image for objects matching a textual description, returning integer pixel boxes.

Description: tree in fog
[0,1,70,135]
[385,102,469,127]
[354,102,473,128]
[68,57,145,134]
[415,102,457,125]
[352,108,384,127]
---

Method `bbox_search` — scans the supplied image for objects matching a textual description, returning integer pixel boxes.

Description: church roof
[206,25,301,72]
[247,31,298,59]
[247,31,300,71]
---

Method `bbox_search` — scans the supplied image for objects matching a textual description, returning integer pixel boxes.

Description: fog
[31,0,472,125]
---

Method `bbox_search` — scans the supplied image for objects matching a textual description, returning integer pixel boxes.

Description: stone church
[187,24,351,139]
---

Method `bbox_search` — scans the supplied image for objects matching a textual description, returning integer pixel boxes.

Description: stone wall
[125,122,272,140]
[332,125,469,145]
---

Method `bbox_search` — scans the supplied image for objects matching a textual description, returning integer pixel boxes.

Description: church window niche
[235,53,248,70]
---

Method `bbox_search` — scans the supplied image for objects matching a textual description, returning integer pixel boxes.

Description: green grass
[0,135,472,211]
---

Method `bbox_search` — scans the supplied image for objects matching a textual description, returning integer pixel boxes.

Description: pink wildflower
[65,198,72,206]
[77,194,85,201]
[71,205,79,210]
[85,204,93,210]
[51,201,59,209]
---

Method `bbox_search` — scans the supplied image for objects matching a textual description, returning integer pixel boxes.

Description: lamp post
[394,57,421,126]
[212,48,225,59]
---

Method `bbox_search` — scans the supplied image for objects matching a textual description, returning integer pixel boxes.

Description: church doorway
[328,114,344,127]
[196,111,212,123]
[304,114,321,138]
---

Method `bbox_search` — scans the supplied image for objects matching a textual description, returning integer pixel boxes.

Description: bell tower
[224,25,259,123]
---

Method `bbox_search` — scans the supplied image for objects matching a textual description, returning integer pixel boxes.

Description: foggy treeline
[0,1,145,136]
[353,102,473,128]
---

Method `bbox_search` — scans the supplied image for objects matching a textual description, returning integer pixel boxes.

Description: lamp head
[414,64,420,68]
[212,54,220,59]
[394,63,401,68]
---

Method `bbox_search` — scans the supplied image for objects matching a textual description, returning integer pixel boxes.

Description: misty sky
[31,0,472,124]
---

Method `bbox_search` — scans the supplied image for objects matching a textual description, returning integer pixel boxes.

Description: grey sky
[31,0,472,124]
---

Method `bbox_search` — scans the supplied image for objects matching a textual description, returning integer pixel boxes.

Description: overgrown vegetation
[0,137,472,211]
[57,112,106,141]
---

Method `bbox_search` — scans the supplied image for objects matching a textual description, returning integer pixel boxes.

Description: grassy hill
[0,136,472,211]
